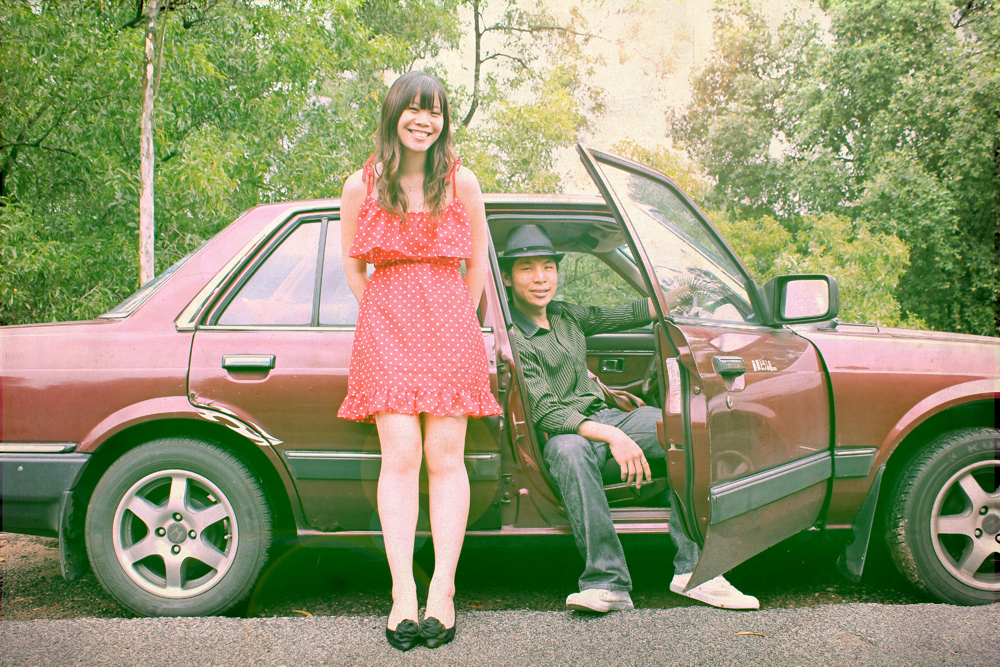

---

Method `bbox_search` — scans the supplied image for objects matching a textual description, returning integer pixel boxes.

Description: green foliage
[449,0,602,193]
[673,0,999,335]
[1,0,600,324]
[556,253,640,308]
[0,199,137,325]
[714,210,920,327]
[459,65,589,193]
[0,0,459,324]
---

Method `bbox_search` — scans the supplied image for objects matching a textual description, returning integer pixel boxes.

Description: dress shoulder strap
[446,158,462,199]
[362,156,376,196]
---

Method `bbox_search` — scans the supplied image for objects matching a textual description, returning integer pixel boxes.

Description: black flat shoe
[419,616,456,649]
[385,619,421,651]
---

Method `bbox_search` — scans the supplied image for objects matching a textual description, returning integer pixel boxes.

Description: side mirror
[761,274,839,325]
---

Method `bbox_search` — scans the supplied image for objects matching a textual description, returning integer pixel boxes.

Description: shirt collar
[511,300,564,337]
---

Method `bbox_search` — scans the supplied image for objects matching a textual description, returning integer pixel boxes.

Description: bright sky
[433,0,816,193]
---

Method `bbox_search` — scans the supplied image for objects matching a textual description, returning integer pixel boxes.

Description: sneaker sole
[566,600,634,613]
[670,584,758,610]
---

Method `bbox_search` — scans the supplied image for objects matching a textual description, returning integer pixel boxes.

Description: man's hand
[577,421,653,489]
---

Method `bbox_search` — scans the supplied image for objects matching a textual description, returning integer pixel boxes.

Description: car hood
[794,321,1000,379]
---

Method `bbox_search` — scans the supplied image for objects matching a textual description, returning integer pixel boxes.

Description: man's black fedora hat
[499,224,564,268]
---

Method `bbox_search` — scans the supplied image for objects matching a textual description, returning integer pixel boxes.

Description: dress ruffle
[349,196,472,264]
[337,386,502,424]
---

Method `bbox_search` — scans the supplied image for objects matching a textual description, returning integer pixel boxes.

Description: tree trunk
[138,0,162,286]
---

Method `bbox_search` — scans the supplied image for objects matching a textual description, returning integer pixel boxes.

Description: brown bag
[588,370,645,412]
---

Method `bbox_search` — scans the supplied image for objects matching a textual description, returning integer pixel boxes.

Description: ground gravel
[2,604,998,667]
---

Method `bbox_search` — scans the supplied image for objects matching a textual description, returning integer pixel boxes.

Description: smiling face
[396,93,443,154]
[503,256,560,314]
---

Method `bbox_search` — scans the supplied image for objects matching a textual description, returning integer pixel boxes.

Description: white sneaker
[670,573,759,610]
[565,588,634,613]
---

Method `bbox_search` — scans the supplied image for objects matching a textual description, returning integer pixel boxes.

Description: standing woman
[337,71,502,651]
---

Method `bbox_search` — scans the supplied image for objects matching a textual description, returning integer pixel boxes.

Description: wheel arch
[881,398,998,497]
[67,417,299,574]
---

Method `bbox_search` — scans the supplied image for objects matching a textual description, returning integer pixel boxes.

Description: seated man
[500,223,759,612]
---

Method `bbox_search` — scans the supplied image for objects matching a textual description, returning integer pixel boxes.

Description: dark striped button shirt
[510,299,653,435]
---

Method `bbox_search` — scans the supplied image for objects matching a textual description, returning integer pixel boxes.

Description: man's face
[503,256,559,311]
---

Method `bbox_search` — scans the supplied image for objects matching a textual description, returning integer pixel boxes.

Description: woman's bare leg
[421,414,470,628]
[374,412,423,630]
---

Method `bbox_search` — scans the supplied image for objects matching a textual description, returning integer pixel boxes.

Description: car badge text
[751,359,777,372]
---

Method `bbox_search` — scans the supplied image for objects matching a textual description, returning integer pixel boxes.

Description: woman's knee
[424,444,467,477]
[381,446,423,476]
[422,415,468,475]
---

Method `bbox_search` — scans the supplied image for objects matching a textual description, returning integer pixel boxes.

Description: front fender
[878,379,999,466]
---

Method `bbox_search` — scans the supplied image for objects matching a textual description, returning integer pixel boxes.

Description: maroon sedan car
[2,146,997,616]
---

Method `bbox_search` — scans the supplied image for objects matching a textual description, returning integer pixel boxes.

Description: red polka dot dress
[337,159,503,424]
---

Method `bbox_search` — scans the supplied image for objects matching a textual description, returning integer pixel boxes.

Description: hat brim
[498,251,565,269]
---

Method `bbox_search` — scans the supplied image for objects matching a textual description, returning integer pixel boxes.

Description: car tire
[85,437,272,616]
[885,427,1000,605]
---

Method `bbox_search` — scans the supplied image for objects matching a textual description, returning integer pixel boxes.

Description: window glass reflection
[599,165,753,323]
[217,223,320,326]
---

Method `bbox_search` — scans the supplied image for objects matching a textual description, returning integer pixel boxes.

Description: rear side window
[319,226,364,326]
[211,216,366,328]
[217,223,321,326]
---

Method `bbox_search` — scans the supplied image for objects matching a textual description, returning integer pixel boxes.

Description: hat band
[509,244,558,254]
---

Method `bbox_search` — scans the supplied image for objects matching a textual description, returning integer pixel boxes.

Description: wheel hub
[112,469,239,599]
[166,522,188,544]
[930,458,1000,592]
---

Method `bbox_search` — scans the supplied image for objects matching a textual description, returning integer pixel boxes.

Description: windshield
[598,162,754,323]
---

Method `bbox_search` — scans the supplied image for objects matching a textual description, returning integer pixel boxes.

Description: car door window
[604,171,754,323]
[217,222,321,326]
[319,224,364,326]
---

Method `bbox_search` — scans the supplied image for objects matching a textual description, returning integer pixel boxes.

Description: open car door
[578,145,834,589]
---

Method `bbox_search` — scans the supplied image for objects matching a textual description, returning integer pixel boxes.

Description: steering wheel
[641,351,661,396]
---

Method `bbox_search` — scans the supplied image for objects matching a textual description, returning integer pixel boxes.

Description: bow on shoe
[419,616,456,648]
[385,619,422,651]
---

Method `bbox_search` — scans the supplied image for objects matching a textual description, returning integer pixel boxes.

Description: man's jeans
[543,406,699,592]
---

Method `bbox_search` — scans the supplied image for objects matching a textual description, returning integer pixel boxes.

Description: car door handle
[712,356,746,376]
[222,354,275,370]
[600,357,625,373]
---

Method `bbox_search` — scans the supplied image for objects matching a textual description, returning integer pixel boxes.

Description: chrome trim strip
[194,325,496,333]
[833,447,879,478]
[284,451,498,460]
[286,451,383,460]
[198,325,357,332]
[0,443,78,453]
[284,451,501,481]
[709,451,832,525]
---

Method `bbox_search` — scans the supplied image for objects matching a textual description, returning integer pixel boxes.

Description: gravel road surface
[3,604,998,667]
[3,532,997,666]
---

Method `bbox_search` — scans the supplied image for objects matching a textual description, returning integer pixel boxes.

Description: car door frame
[577,144,836,588]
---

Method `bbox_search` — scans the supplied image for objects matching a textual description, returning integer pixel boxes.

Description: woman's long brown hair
[371,71,456,218]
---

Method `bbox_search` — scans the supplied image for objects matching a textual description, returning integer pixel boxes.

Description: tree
[672,0,999,335]
[447,0,603,193]
[612,140,916,327]
[139,0,164,285]
[1,0,604,324]
[0,0,459,324]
